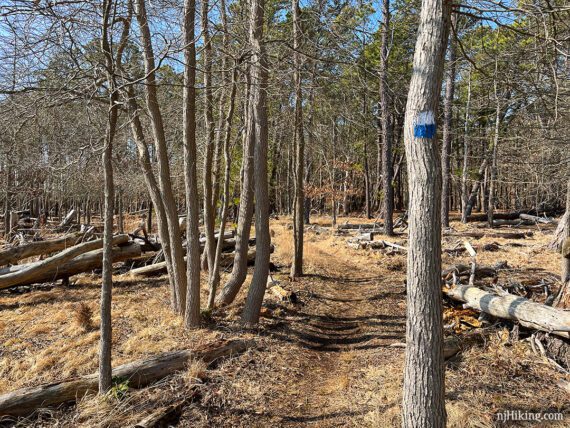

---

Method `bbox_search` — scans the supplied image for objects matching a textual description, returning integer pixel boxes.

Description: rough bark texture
[379,0,394,236]
[290,0,305,278]
[401,1,452,426]
[0,340,253,417]
[183,0,201,327]
[242,0,270,324]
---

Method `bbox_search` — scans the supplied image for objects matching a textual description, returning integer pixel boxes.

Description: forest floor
[0,215,568,427]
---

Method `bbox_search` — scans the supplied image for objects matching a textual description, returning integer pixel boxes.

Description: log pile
[0,234,140,290]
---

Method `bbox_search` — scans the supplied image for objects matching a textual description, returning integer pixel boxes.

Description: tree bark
[460,67,472,223]
[215,71,256,307]
[291,0,305,278]
[242,0,270,325]
[134,0,187,313]
[401,1,452,426]
[182,0,201,327]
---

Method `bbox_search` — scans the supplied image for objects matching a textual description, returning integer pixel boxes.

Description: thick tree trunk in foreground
[379,0,394,236]
[0,339,252,417]
[444,284,570,338]
[183,0,201,327]
[0,232,85,266]
[290,0,305,278]
[242,0,270,324]
[401,1,452,426]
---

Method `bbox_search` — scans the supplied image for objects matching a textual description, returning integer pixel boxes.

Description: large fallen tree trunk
[0,235,129,289]
[0,232,86,266]
[519,213,556,224]
[129,248,258,277]
[492,219,535,227]
[443,284,570,338]
[0,242,140,289]
[0,339,253,417]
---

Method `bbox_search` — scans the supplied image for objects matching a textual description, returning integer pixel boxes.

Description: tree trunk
[441,14,456,228]
[215,72,256,307]
[487,71,501,228]
[125,87,179,312]
[460,67,472,223]
[134,0,187,313]
[207,62,238,309]
[201,0,216,278]
[290,0,305,278]
[182,0,201,327]
[379,0,394,236]
[401,1,452,426]
[242,0,270,324]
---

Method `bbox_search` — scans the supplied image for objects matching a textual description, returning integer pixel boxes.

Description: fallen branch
[0,339,253,417]
[443,285,570,338]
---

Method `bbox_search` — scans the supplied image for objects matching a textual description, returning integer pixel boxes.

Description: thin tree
[242,0,270,324]
[98,0,119,393]
[379,0,394,236]
[183,0,201,327]
[402,0,453,426]
[441,13,457,228]
[291,0,305,278]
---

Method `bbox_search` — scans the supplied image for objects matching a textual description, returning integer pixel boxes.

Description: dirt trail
[192,239,408,427]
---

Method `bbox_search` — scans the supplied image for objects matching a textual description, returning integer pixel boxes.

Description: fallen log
[337,223,381,230]
[443,285,570,338]
[0,339,253,417]
[0,235,129,289]
[391,330,489,359]
[442,264,497,280]
[58,209,76,228]
[0,242,140,289]
[492,219,534,227]
[129,248,258,277]
[0,233,86,266]
[466,211,522,222]
[444,231,532,240]
[519,213,556,224]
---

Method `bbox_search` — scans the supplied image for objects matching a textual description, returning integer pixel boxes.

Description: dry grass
[0,213,568,427]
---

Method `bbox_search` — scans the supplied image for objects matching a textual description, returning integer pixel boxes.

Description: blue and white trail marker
[413,110,436,139]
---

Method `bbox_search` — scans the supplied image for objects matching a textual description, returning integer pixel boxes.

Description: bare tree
[401,0,452,426]
[441,13,457,228]
[242,0,270,324]
[291,0,305,278]
[379,0,394,236]
[183,0,201,327]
